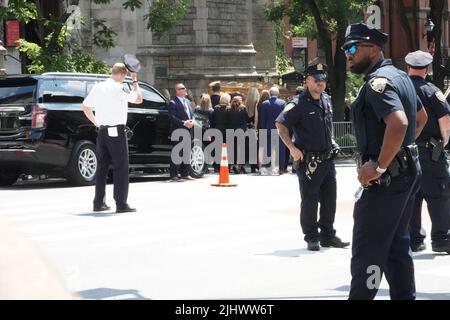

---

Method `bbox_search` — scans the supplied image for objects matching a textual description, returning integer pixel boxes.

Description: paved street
[1,163,449,300]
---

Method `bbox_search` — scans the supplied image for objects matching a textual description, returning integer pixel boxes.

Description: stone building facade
[81,0,277,100]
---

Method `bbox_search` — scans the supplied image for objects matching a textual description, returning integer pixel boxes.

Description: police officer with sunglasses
[276,63,349,252]
[343,23,425,300]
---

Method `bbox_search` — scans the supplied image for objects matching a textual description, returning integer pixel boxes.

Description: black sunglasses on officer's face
[313,78,326,84]
[308,76,326,84]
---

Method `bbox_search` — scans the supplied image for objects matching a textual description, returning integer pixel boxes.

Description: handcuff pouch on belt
[125,126,133,140]
[302,150,333,180]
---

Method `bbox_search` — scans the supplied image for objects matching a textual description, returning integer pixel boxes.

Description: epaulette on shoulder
[283,101,296,112]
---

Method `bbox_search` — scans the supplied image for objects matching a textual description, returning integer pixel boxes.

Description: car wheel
[0,168,20,187]
[66,143,97,186]
[189,142,206,178]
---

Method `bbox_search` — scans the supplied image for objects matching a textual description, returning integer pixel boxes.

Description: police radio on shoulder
[373,161,387,174]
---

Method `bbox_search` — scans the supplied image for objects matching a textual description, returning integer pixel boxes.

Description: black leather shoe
[320,236,350,248]
[411,241,426,252]
[116,204,137,213]
[432,243,450,254]
[93,203,111,212]
[307,240,320,251]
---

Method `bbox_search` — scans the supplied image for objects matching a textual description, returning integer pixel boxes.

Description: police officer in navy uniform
[276,63,349,251]
[82,62,143,213]
[405,50,450,254]
[343,23,427,300]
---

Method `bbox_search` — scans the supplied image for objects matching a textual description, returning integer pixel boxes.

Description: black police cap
[405,50,433,69]
[123,54,141,73]
[304,63,328,81]
[342,23,388,50]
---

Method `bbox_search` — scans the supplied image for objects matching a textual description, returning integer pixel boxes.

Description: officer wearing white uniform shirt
[82,63,143,213]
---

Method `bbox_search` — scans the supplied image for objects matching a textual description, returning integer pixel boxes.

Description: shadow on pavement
[77,287,149,300]
[0,176,171,191]
[74,211,121,218]
[412,253,440,260]
[256,248,331,258]
[334,285,450,300]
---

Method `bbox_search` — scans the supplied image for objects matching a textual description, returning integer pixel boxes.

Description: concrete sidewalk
[0,215,75,299]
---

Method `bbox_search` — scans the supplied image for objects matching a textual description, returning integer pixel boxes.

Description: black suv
[0,73,207,186]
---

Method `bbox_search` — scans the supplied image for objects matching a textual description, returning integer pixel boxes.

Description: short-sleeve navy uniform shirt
[276,90,333,153]
[351,59,420,157]
[409,75,450,143]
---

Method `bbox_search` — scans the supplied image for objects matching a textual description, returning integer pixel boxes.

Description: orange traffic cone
[211,143,237,187]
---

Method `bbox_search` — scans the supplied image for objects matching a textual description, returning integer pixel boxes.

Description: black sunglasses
[313,78,327,84]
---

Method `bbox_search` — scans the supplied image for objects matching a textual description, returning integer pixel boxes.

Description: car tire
[189,141,207,178]
[66,142,97,186]
[0,168,20,187]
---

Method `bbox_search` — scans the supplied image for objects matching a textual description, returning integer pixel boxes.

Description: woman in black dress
[227,95,249,174]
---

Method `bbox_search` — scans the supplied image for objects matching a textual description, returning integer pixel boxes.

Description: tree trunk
[331,24,348,121]
[305,0,346,120]
[397,0,416,52]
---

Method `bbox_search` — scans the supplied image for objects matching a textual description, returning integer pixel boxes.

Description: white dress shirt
[83,78,138,126]
[177,96,192,119]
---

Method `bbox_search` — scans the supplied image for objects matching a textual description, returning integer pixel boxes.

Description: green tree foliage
[275,21,293,74]
[0,0,190,73]
[265,0,375,120]
[144,0,191,40]
[346,71,365,102]
[92,0,191,40]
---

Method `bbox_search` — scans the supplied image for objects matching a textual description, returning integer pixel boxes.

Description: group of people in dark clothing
[195,82,291,175]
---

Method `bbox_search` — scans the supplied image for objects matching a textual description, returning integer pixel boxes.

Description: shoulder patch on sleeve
[435,90,446,102]
[369,77,388,93]
[284,102,296,112]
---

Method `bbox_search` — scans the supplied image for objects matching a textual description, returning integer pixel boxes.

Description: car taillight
[32,105,47,128]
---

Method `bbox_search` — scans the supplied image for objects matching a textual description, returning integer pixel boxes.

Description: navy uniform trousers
[297,159,337,242]
[409,148,450,246]
[349,171,419,300]
[94,125,129,208]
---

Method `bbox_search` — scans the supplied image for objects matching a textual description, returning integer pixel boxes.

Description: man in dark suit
[168,83,195,181]
[259,87,288,175]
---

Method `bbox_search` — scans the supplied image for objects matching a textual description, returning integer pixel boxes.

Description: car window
[126,83,167,109]
[39,79,87,103]
[0,78,37,104]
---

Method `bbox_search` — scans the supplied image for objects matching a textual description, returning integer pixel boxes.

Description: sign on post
[5,20,20,47]
[292,37,308,48]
